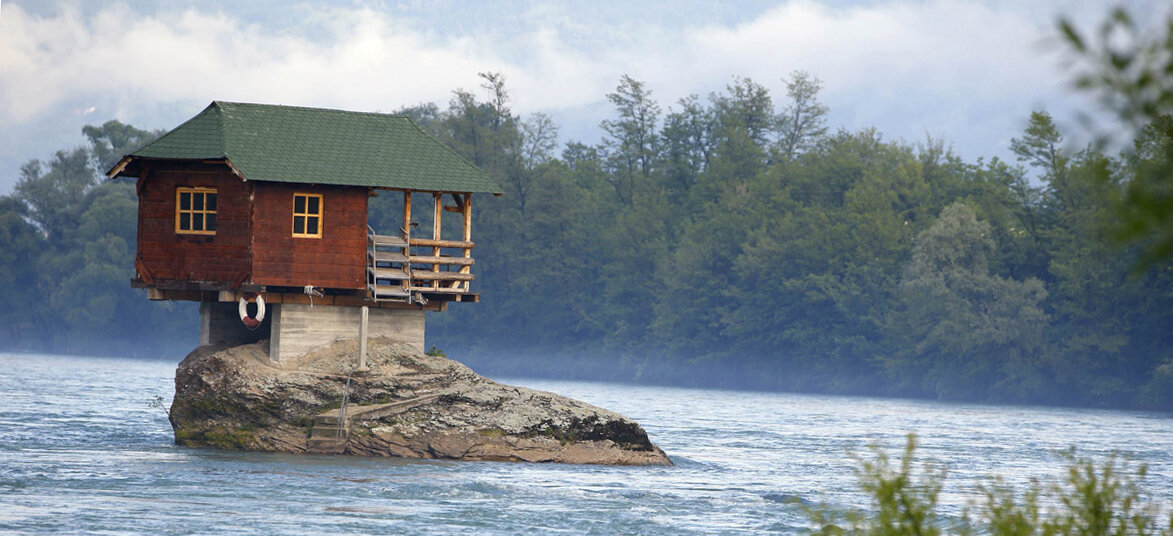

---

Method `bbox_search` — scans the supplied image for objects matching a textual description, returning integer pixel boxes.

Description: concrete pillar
[268,303,424,363]
[269,304,283,362]
[200,302,212,346]
[358,306,369,370]
[199,301,269,347]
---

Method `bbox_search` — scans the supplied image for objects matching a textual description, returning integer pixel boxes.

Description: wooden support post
[432,192,442,290]
[402,190,412,294]
[402,190,412,239]
[461,193,472,291]
[358,305,369,370]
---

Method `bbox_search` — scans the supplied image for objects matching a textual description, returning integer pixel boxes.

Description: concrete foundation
[200,302,270,347]
[268,303,424,362]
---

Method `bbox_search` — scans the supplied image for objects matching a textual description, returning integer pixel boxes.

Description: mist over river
[1,352,1170,534]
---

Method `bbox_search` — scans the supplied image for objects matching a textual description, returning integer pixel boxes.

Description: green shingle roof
[113,101,502,194]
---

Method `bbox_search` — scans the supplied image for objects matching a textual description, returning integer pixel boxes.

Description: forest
[2,15,1171,411]
[407,71,1173,411]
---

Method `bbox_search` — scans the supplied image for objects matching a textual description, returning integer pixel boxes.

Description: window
[292,193,322,238]
[176,187,217,235]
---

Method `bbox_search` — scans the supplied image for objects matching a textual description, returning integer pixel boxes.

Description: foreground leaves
[811,435,1173,536]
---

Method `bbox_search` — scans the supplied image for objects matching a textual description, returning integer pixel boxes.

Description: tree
[442,89,497,168]
[711,76,774,147]
[391,102,442,135]
[600,75,661,205]
[502,113,558,217]
[14,148,95,242]
[82,120,159,173]
[2,72,1168,410]
[887,203,1049,401]
[775,70,829,163]
[688,77,773,201]
[0,120,191,356]
[0,195,47,349]
[660,94,717,197]
[479,71,511,132]
[1009,111,1073,210]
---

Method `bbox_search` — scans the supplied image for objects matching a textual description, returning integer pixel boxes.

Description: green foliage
[810,435,1173,536]
[416,71,1171,409]
[1010,111,1069,186]
[1059,8,1173,267]
[886,203,1048,401]
[808,435,945,536]
[857,435,945,536]
[776,70,829,164]
[601,74,661,206]
[82,120,161,172]
[2,58,1171,409]
[0,121,194,356]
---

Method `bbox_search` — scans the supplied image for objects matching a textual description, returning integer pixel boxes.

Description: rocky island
[169,337,672,466]
[117,103,669,466]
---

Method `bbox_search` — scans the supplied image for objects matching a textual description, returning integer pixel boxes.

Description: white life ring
[239,293,266,329]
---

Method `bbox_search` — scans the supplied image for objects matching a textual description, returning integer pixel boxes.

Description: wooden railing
[369,191,476,301]
[406,191,474,295]
[406,239,474,293]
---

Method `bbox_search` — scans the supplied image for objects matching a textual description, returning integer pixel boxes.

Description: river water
[0,352,1170,534]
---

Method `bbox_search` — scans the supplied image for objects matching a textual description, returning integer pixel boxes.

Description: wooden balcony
[367,190,477,304]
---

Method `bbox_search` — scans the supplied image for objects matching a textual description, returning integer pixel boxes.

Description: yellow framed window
[292,193,323,238]
[176,187,217,235]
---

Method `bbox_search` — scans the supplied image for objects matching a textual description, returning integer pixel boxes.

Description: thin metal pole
[358,305,369,370]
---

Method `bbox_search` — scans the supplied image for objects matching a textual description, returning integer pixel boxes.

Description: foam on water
[1,352,1170,534]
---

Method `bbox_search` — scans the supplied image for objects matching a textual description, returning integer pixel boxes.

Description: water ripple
[1,352,1171,534]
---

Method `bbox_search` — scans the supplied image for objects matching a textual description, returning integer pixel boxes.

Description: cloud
[658,0,1076,151]
[0,4,512,123]
[0,1,1083,118]
[0,0,1144,192]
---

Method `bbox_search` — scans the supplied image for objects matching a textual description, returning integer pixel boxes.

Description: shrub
[810,434,1173,536]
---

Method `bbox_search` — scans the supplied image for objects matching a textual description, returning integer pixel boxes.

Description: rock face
[169,337,671,466]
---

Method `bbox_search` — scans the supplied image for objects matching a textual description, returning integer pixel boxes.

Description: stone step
[313,414,341,426]
[304,396,442,456]
[306,436,346,454]
[310,425,345,439]
[313,394,442,425]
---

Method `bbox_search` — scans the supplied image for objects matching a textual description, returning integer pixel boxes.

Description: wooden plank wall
[250,183,367,290]
[137,163,252,283]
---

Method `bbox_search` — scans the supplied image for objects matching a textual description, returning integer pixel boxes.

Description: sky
[0,0,1163,194]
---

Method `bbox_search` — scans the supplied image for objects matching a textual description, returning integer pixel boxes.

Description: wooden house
[107,101,502,361]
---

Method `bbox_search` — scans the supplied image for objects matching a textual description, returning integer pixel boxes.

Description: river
[1,352,1170,534]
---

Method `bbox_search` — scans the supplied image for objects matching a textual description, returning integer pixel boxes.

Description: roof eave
[104,155,246,181]
[368,185,505,195]
[106,156,133,179]
[222,157,247,181]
